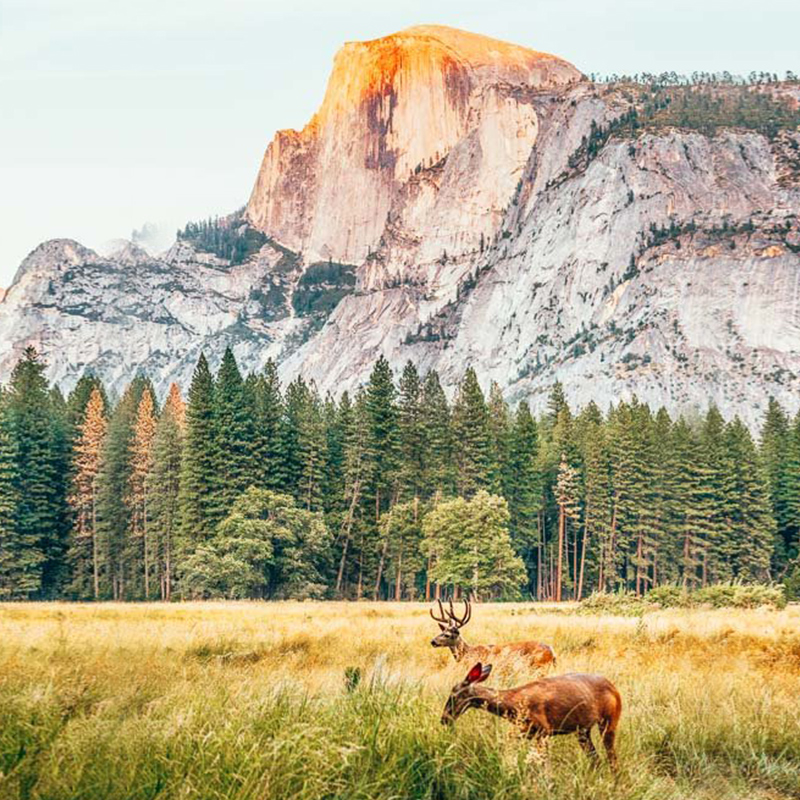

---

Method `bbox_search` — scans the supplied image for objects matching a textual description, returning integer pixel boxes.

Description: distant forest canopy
[0,346,798,603]
[177,209,269,265]
[590,70,799,85]
[584,82,800,143]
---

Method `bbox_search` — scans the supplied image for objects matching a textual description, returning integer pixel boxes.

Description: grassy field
[1,602,799,800]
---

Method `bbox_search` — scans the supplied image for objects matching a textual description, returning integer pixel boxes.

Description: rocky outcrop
[0,235,315,392]
[1,25,799,429]
[245,25,581,267]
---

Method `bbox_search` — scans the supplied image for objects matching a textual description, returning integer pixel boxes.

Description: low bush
[581,583,787,614]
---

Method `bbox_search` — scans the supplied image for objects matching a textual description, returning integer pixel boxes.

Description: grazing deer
[441,662,622,770]
[430,599,556,667]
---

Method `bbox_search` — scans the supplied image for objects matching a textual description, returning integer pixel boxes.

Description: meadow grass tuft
[0,602,798,799]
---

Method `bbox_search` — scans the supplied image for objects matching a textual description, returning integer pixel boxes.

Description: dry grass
[1,602,799,799]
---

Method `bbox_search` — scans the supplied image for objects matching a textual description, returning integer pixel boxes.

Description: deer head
[430,598,471,649]
[441,661,493,725]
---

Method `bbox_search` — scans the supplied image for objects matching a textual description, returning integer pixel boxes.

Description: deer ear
[466,662,484,683]
[438,622,447,631]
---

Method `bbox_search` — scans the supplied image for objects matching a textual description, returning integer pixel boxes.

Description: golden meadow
[1,602,799,800]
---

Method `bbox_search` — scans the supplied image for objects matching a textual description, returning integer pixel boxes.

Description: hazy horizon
[2,0,798,287]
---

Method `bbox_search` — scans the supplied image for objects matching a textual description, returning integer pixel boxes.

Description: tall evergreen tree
[760,397,792,565]
[725,418,775,581]
[783,412,800,565]
[337,388,373,597]
[5,347,65,597]
[576,405,611,599]
[397,361,424,501]
[96,376,150,599]
[67,387,107,599]
[66,374,109,437]
[148,385,185,600]
[365,356,400,598]
[251,360,285,490]
[213,347,255,517]
[506,402,541,589]
[555,455,580,601]
[283,376,309,498]
[179,354,217,548]
[0,408,20,599]
[129,387,158,598]
[420,370,453,498]
[46,386,72,594]
[296,383,327,512]
[451,368,490,497]
[487,382,513,498]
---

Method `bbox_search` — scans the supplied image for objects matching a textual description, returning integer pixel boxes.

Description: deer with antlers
[430,599,556,667]
[441,662,622,770]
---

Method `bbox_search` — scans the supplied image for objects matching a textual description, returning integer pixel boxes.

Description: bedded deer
[430,599,556,668]
[441,662,622,770]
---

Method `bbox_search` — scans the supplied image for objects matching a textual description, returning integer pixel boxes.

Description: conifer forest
[0,345,797,603]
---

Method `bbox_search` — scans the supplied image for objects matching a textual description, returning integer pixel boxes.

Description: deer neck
[468,687,518,722]
[451,636,471,661]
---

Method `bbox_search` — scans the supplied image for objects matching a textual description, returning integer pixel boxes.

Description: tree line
[0,346,797,602]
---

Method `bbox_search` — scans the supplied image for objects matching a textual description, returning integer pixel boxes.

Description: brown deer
[430,599,556,667]
[441,662,622,770]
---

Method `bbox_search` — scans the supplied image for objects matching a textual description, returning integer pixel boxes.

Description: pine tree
[760,397,791,565]
[605,402,636,591]
[213,347,255,517]
[365,356,399,598]
[577,407,610,599]
[548,381,569,422]
[283,376,309,498]
[129,387,158,598]
[67,387,107,599]
[47,386,72,595]
[96,376,151,599]
[251,360,285,490]
[451,368,490,497]
[66,374,109,437]
[337,388,372,597]
[164,382,186,430]
[555,455,580,601]
[725,418,775,581]
[701,406,736,582]
[148,385,184,600]
[668,418,715,589]
[629,401,659,595]
[783,412,800,565]
[487,382,513,497]
[179,354,217,547]
[322,391,346,515]
[296,383,327,512]
[4,347,62,597]
[506,402,540,588]
[397,361,424,501]
[0,408,20,599]
[420,370,453,499]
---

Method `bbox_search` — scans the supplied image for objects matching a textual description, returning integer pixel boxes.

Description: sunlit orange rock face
[245,25,581,267]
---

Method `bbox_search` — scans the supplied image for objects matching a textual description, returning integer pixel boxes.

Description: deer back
[511,673,622,734]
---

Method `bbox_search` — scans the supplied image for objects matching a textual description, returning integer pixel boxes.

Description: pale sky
[1,0,798,287]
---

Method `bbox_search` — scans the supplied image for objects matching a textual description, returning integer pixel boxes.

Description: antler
[429,599,450,625]
[447,598,471,628]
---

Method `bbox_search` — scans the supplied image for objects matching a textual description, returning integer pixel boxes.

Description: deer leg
[577,729,598,762]
[600,723,618,772]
